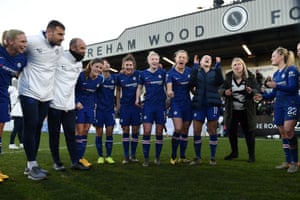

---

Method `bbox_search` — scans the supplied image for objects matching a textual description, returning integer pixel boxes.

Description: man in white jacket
[18,20,65,181]
[47,38,89,171]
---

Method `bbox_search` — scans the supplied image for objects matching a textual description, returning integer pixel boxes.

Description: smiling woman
[0,29,27,182]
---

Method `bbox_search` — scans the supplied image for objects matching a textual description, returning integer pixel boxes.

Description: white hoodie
[18,31,64,101]
[49,51,82,111]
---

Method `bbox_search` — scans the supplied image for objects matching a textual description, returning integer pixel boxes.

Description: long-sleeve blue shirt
[263,65,299,107]
[0,45,27,103]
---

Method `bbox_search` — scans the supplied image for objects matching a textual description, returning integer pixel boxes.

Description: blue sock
[81,135,88,158]
[209,134,218,159]
[193,135,202,159]
[155,135,163,159]
[288,136,298,163]
[106,136,113,157]
[180,134,188,158]
[171,132,180,159]
[122,134,130,158]
[282,138,292,163]
[142,135,151,159]
[131,133,139,158]
[95,136,103,157]
[76,135,83,159]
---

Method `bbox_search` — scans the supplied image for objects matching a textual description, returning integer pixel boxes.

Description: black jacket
[189,63,224,110]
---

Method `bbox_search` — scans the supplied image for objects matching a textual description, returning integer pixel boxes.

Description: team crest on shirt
[97,84,100,88]
[133,77,136,81]
[158,74,162,79]
[281,74,285,79]
[17,62,22,68]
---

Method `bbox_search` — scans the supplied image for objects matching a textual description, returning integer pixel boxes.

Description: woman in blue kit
[255,46,299,173]
[135,51,167,167]
[166,50,192,165]
[0,29,27,181]
[75,58,104,167]
[94,59,117,165]
[116,54,142,164]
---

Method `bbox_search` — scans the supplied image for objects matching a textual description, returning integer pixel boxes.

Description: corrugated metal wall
[85,0,299,60]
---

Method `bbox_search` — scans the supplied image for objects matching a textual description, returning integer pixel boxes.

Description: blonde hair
[1,29,25,48]
[147,51,160,62]
[231,57,249,79]
[274,46,295,67]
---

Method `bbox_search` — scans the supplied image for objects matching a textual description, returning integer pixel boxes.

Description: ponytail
[1,29,25,48]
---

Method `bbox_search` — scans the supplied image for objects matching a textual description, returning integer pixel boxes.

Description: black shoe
[247,156,255,163]
[71,162,90,170]
[224,153,238,160]
[53,162,66,171]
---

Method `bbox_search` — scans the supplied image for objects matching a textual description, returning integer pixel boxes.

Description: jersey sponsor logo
[125,83,137,87]
[103,85,115,90]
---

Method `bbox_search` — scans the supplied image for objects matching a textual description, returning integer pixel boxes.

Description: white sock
[27,161,38,170]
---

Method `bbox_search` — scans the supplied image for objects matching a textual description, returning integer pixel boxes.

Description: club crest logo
[222,6,248,32]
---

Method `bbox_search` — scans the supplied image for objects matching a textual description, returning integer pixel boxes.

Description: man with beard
[18,20,65,180]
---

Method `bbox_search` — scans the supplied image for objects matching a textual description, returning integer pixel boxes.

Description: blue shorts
[193,106,220,122]
[120,105,142,126]
[169,104,192,122]
[94,110,115,127]
[142,104,166,124]
[0,103,10,123]
[76,108,95,124]
[273,105,299,125]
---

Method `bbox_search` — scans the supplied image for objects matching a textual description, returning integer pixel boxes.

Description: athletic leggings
[20,95,49,162]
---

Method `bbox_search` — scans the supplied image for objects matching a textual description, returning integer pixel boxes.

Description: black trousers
[20,95,49,162]
[10,117,24,144]
[48,107,78,164]
[228,109,255,157]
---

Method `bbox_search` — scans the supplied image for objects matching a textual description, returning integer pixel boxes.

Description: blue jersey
[96,74,117,112]
[166,66,192,107]
[263,66,299,107]
[0,45,27,103]
[116,70,140,106]
[139,68,166,106]
[75,72,104,110]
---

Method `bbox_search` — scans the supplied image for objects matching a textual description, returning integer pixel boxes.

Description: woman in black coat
[219,57,260,162]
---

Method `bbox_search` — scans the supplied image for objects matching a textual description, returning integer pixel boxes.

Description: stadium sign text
[86,5,300,60]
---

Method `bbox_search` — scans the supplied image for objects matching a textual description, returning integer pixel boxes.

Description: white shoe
[287,163,298,173]
[9,144,19,149]
[19,144,24,148]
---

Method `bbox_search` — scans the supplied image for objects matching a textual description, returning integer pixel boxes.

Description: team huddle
[0,20,299,182]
